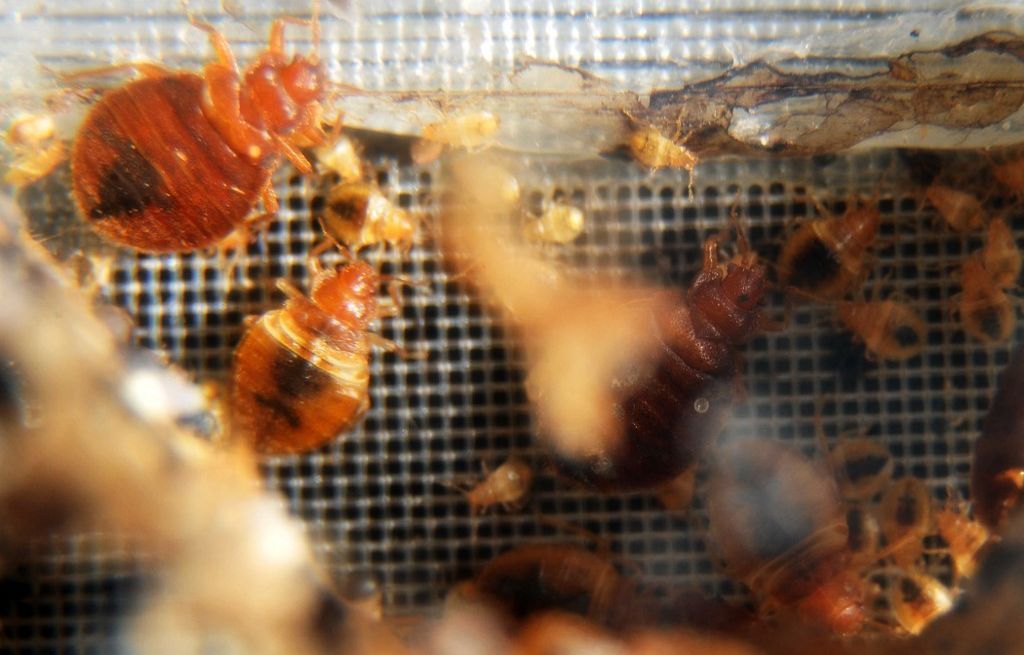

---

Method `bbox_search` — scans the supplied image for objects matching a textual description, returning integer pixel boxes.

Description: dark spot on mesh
[89,140,170,219]
[787,237,841,292]
[893,324,921,348]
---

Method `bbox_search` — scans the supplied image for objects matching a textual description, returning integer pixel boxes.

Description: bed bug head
[309,260,379,329]
[721,253,769,311]
[843,198,881,248]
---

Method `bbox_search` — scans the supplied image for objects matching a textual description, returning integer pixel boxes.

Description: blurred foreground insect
[410,111,500,164]
[231,259,404,454]
[707,437,868,634]
[555,229,769,491]
[4,113,67,188]
[777,195,880,301]
[521,198,585,244]
[70,2,326,252]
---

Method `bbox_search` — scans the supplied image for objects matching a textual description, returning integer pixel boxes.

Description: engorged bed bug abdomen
[70,4,325,253]
[231,261,388,455]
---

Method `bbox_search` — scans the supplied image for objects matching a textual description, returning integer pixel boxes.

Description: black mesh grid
[3,146,1018,650]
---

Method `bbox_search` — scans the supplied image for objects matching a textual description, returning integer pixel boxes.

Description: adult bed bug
[70,3,326,252]
[554,230,769,491]
[231,260,398,455]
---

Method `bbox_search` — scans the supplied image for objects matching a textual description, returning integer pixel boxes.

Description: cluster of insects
[4,1,1024,651]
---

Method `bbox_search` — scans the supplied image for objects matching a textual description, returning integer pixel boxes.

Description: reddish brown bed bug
[957,256,1016,345]
[706,437,868,634]
[231,259,398,455]
[554,230,769,492]
[829,438,893,501]
[991,153,1024,196]
[934,492,990,580]
[453,456,534,515]
[836,298,927,361]
[979,217,1021,289]
[70,3,326,253]
[318,180,417,253]
[972,345,1024,531]
[877,476,932,568]
[886,569,955,635]
[4,113,67,188]
[924,184,987,233]
[777,195,880,301]
[456,544,639,629]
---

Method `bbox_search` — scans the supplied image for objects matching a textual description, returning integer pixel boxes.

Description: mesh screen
[5,145,1018,651]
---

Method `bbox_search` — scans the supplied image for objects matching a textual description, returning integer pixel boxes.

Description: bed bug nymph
[70,2,326,252]
[778,195,880,302]
[231,259,401,455]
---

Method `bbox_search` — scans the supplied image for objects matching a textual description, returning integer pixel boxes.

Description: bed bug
[877,476,932,568]
[628,124,698,173]
[70,3,326,253]
[991,153,1024,196]
[934,493,989,580]
[972,345,1024,530]
[829,438,893,501]
[4,112,67,188]
[979,217,1021,289]
[314,131,365,183]
[454,456,534,515]
[461,544,638,629]
[777,196,880,301]
[553,231,769,491]
[886,569,955,635]
[957,256,1015,345]
[925,184,987,233]
[845,504,881,568]
[410,111,500,164]
[706,437,867,634]
[318,180,417,253]
[231,260,396,455]
[837,298,927,361]
[522,198,585,244]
